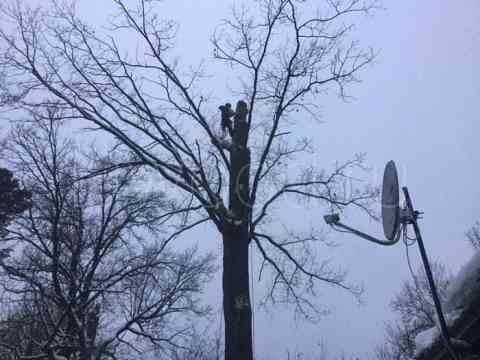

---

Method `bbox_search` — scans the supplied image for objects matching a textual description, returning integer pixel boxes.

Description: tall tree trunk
[223,227,252,360]
[223,101,253,360]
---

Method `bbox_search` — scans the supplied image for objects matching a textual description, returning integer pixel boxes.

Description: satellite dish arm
[324,214,401,246]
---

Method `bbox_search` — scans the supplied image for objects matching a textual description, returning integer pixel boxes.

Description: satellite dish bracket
[324,161,404,246]
[324,213,401,246]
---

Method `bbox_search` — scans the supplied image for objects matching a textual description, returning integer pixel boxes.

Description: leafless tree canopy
[0,0,378,321]
[0,112,215,360]
[0,2,382,359]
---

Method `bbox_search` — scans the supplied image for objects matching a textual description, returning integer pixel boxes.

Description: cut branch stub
[229,100,251,222]
[233,101,249,148]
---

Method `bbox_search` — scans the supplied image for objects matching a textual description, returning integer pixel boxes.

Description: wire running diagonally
[250,242,256,360]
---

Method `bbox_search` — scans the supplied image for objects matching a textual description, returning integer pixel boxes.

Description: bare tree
[0,112,215,360]
[0,1,378,359]
[282,339,362,360]
[466,222,480,251]
[375,262,452,360]
[169,326,223,360]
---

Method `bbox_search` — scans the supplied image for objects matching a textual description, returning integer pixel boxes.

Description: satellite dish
[323,162,459,358]
[381,160,400,241]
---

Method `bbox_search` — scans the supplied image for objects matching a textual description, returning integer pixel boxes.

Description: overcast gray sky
[5,0,480,358]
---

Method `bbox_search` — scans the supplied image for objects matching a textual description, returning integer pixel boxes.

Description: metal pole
[402,187,458,360]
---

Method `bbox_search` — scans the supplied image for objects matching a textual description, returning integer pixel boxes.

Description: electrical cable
[218,282,224,355]
[250,242,256,360]
[403,225,434,311]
